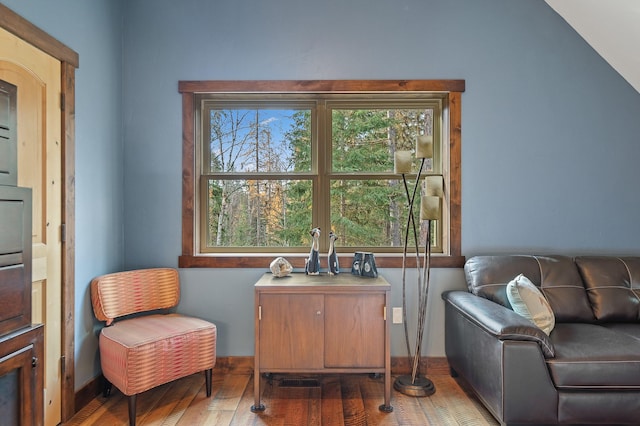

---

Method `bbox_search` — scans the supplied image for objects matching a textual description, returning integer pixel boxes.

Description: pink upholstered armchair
[90,268,216,426]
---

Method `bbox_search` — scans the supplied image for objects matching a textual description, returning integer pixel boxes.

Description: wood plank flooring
[63,371,499,426]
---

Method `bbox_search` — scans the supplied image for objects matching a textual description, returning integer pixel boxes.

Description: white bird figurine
[328,231,339,275]
[305,227,321,275]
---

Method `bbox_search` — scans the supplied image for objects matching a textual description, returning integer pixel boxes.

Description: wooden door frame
[0,4,78,421]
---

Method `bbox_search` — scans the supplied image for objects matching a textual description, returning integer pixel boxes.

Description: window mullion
[315,100,331,253]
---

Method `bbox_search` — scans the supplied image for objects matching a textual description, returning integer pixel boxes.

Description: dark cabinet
[0,181,42,425]
[0,325,44,425]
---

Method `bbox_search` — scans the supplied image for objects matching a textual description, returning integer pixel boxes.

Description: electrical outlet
[392,307,403,324]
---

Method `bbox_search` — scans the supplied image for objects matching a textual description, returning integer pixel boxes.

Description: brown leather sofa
[442,255,640,425]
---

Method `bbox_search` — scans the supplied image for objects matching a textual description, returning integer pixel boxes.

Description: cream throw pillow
[506,274,555,335]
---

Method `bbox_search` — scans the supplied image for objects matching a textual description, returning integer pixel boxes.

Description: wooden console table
[252,272,392,412]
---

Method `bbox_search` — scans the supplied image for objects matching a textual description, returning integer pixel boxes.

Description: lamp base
[393,375,435,397]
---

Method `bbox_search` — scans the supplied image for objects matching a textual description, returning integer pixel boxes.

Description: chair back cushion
[91,268,180,325]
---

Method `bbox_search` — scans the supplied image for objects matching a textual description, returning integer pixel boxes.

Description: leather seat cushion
[100,313,217,395]
[546,323,640,389]
[602,323,640,341]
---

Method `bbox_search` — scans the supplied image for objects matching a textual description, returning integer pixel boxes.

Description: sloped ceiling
[545,0,640,93]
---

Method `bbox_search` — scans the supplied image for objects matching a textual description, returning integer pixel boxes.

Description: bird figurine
[328,231,339,275]
[305,227,321,275]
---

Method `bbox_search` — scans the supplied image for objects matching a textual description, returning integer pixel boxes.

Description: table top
[255,272,390,289]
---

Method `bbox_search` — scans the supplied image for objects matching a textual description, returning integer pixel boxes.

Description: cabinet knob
[316,311,321,315]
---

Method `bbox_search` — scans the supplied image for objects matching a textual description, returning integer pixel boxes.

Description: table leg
[250,369,265,412]
[379,368,393,412]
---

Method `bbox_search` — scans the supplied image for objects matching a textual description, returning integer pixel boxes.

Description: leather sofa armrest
[442,290,555,358]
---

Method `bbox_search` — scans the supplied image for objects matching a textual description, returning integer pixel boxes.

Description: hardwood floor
[64,368,498,426]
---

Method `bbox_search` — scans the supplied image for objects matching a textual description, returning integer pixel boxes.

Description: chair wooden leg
[128,394,137,426]
[205,368,213,397]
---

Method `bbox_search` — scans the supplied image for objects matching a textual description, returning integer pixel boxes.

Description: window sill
[178,254,465,269]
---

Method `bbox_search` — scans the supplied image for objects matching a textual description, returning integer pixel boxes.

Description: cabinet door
[0,344,36,425]
[259,294,324,370]
[0,79,17,186]
[0,186,32,337]
[324,293,385,368]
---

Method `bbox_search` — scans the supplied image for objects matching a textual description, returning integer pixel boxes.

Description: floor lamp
[393,134,442,397]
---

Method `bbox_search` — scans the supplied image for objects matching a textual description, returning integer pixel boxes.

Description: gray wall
[4,0,640,392]
[122,0,640,359]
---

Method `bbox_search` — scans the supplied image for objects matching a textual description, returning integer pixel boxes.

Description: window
[179,81,464,268]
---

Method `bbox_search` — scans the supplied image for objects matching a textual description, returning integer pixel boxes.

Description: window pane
[205,179,312,248]
[331,108,433,173]
[330,179,436,248]
[205,108,312,173]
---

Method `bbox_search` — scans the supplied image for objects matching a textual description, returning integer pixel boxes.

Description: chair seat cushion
[546,323,640,390]
[99,313,216,395]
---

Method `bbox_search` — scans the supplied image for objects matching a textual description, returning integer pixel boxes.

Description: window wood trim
[179,80,465,268]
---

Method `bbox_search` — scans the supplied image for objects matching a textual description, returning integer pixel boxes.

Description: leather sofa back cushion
[465,255,595,322]
[575,256,640,322]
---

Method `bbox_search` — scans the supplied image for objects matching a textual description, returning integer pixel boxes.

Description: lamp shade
[416,135,433,159]
[420,195,441,221]
[394,151,413,174]
[425,175,444,197]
